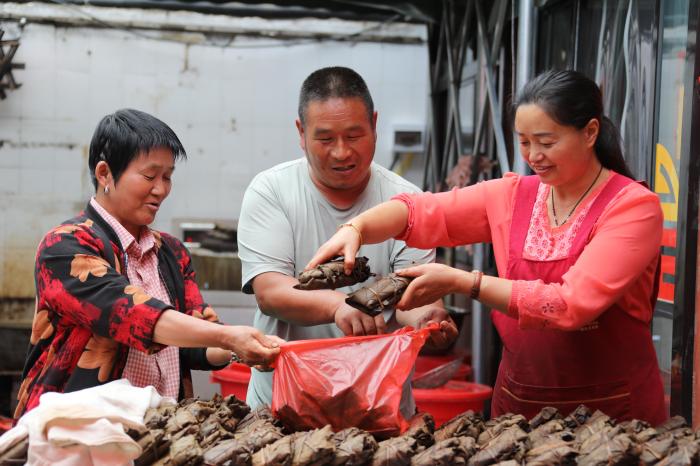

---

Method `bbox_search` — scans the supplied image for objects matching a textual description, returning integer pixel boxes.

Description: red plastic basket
[414,354,472,381]
[211,362,251,400]
[413,380,492,427]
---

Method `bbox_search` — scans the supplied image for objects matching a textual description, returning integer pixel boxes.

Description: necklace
[551,165,604,227]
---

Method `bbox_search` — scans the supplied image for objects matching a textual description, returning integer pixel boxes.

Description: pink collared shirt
[90,198,180,398]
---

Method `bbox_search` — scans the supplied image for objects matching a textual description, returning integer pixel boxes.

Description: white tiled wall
[0,18,429,298]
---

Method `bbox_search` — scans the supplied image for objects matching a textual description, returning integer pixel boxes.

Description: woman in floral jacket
[15,109,281,418]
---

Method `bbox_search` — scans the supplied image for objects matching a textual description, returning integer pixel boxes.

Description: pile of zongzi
[5,395,700,466]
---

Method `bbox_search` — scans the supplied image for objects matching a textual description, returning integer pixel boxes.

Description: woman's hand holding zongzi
[395,263,469,310]
[306,224,362,275]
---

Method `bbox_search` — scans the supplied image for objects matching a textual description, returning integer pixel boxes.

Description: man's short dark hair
[88,108,186,190]
[298,66,374,127]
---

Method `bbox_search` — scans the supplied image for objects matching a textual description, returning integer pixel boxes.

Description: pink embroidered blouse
[393,172,663,331]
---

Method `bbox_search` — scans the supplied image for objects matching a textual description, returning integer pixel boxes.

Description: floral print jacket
[15,202,223,419]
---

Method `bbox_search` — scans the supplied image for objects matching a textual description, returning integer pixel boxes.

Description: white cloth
[0,422,28,456]
[238,158,434,415]
[0,379,175,466]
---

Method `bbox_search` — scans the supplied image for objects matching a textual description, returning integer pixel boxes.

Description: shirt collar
[89,197,157,257]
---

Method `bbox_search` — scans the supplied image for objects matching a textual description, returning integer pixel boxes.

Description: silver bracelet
[230,351,242,364]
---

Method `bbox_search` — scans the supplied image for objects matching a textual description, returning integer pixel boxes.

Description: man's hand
[334,301,387,336]
[396,303,458,351]
[422,319,459,350]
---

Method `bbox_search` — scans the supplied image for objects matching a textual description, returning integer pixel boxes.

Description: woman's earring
[104,186,109,195]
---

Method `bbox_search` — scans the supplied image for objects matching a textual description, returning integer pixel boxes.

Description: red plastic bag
[271,323,437,437]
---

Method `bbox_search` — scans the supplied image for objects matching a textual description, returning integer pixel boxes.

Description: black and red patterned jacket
[15,202,224,419]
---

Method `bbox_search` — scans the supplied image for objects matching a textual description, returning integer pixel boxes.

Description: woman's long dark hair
[514,70,634,179]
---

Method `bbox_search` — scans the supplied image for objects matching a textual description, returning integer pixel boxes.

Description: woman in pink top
[308,70,666,425]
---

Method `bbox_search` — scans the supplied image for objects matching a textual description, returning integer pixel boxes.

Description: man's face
[296,97,377,192]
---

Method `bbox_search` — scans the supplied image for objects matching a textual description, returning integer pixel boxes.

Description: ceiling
[41,0,440,23]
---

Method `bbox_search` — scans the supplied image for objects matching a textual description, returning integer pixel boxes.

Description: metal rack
[0,28,23,100]
[421,0,530,389]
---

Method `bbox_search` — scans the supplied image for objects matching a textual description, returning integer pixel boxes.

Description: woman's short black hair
[88,109,186,190]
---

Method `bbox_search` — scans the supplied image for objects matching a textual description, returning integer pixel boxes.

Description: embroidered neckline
[523,176,611,261]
